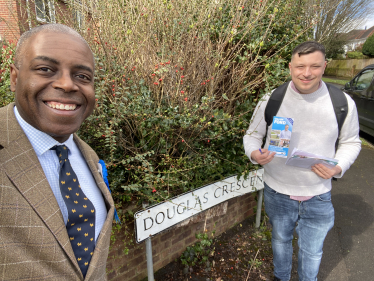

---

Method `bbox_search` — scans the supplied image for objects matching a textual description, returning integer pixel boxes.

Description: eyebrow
[32,56,94,75]
[32,56,59,65]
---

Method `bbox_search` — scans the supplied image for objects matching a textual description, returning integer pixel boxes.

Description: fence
[325,58,374,78]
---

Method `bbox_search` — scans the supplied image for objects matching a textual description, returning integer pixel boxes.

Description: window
[73,10,84,29]
[352,69,374,91]
[35,0,56,23]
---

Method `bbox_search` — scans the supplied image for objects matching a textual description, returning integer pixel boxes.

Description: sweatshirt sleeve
[243,94,270,164]
[334,93,361,178]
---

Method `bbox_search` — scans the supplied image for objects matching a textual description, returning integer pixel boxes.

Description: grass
[322,77,350,86]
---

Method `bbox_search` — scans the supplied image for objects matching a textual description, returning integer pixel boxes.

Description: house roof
[344,26,374,41]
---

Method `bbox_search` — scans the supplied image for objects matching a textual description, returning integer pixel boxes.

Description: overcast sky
[358,16,374,29]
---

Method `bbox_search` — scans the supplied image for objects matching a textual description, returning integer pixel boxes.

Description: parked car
[342,64,374,137]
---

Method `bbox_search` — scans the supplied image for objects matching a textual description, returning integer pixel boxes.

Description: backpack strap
[263,81,290,147]
[326,83,348,152]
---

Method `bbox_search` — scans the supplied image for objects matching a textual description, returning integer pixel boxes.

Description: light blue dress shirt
[14,107,107,243]
[280,129,292,140]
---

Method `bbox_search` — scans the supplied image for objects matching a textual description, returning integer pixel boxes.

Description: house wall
[106,192,257,281]
[325,58,374,78]
[0,0,21,41]
[1,0,73,42]
[344,39,367,53]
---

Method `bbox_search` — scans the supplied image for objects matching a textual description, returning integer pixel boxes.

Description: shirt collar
[14,106,74,156]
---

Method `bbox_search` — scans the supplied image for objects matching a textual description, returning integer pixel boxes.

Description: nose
[52,71,79,92]
[303,67,312,77]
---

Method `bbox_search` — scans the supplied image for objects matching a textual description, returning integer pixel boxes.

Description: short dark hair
[15,23,92,68]
[292,41,325,59]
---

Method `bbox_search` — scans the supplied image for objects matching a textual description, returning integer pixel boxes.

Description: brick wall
[0,0,73,42]
[106,192,257,281]
[0,0,21,41]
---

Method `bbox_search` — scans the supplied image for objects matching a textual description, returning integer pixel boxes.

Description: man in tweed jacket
[0,24,114,280]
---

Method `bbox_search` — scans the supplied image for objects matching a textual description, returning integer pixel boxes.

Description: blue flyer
[268,116,294,158]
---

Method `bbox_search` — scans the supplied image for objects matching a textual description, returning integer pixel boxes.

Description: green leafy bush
[362,34,374,57]
[180,232,214,269]
[346,51,368,59]
[0,42,15,106]
[76,0,311,213]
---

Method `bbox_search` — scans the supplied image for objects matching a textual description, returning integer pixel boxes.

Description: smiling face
[289,51,327,94]
[10,31,95,143]
[285,125,289,131]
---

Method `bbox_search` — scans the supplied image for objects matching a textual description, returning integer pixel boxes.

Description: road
[290,143,374,281]
[318,81,374,280]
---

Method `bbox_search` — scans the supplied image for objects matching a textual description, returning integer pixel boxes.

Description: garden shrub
[0,42,15,106]
[75,0,311,210]
[1,0,314,235]
[362,33,374,57]
[346,51,368,59]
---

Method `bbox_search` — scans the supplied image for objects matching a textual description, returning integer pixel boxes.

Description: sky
[358,16,374,29]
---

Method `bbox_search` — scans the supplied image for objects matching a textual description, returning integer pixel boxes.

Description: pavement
[290,144,374,281]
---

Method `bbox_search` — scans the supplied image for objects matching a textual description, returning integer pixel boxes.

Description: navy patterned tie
[52,145,96,277]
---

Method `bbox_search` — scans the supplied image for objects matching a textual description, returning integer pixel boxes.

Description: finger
[312,166,330,179]
[312,167,325,178]
[259,153,275,165]
[315,165,334,178]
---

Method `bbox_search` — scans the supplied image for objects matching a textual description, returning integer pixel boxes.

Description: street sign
[135,169,264,243]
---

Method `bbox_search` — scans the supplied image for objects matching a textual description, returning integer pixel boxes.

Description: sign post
[255,189,264,228]
[145,238,154,281]
[135,169,265,278]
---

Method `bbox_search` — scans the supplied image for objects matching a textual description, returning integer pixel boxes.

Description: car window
[352,69,374,91]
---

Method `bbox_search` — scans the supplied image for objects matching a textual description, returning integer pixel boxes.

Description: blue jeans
[264,183,334,281]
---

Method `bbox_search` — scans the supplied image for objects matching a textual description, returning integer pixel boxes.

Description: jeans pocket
[316,191,332,202]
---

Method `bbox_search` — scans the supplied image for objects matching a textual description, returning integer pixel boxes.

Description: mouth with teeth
[45,101,78,111]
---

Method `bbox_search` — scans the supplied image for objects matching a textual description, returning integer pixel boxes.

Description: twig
[245,249,260,281]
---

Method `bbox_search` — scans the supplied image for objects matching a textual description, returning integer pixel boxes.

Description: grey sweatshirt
[243,82,361,196]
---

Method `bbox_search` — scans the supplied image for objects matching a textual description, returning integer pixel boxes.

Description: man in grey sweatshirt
[243,42,361,281]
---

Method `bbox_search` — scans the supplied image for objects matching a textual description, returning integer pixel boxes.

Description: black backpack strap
[326,83,348,152]
[263,81,290,147]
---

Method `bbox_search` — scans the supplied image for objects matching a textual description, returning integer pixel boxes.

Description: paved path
[291,145,374,281]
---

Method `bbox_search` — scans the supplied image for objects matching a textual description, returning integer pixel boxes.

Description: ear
[10,64,19,92]
[288,62,292,72]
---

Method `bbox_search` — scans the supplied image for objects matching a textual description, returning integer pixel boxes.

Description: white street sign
[135,169,264,243]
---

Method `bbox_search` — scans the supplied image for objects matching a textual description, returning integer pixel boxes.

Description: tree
[303,0,373,58]
[324,36,347,59]
[362,34,374,57]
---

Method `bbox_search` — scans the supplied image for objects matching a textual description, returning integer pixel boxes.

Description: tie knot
[52,145,69,160]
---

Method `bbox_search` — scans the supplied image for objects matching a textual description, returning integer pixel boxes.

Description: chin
[44,125,79,140]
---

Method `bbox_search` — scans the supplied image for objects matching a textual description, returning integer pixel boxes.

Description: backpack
[263,81,348,152]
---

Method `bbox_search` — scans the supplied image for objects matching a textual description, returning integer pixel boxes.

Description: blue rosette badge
[98,160,121,224]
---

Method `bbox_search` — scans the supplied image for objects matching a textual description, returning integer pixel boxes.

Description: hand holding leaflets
[285,148,341,179]
[253,116,341,180]
[251,148,275,165]
[285,148,338,169]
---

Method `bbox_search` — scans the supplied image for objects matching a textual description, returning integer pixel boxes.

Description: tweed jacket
[0,103,114,280]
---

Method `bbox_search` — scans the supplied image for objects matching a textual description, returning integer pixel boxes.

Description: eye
[38,67,53,72]
[76,74,91,81]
